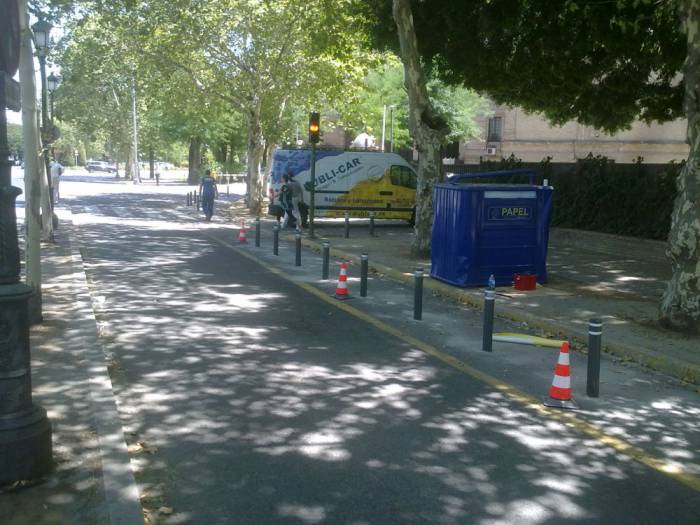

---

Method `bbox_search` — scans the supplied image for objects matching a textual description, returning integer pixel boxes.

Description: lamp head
[31,19,53,51]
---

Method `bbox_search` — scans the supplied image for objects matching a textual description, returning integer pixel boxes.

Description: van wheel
[408,207,416,226]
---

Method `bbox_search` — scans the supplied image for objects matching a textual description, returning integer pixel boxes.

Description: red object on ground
[334,262,349,299]
[513,273,537,290]
[548,342,572,400]
[238,221,247,243]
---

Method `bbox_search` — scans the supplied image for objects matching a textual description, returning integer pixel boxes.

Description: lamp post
[1,0,53,485]
[47,73,59,168]
[47,72,59,125]
[31,18,55,212]
[389,105,396,153]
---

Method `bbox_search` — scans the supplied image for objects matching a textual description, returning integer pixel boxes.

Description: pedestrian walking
[199,169,219,221]
[280,172,304,231]
[50,159,64,204]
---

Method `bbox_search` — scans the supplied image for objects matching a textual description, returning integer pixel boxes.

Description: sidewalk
[1,209,143,524]
[226,201,699,388]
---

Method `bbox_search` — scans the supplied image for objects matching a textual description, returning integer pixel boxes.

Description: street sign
[1,72,20,111]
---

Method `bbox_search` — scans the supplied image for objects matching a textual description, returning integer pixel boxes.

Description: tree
[391,0,448,254]
[131,0,373,213]
[7,123,23,160]
[357,0,699,332]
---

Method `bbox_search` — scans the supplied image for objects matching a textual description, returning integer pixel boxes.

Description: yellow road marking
[212,234,700,493]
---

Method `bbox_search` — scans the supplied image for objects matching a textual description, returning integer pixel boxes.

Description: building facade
[460,105,689,165]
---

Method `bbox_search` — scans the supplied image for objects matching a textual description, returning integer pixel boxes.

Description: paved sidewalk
[1,209,143,525]
[225,201,700,388]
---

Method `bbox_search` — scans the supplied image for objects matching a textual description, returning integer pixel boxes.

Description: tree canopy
[357,0,685,132]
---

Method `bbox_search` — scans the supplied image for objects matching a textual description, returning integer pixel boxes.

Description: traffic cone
[334,262,350,299]
[238,221,247,243]
[543,341,578,409]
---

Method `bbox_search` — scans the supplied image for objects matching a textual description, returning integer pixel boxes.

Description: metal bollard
[344,212,350,238]
[227,184,230,196]
[196,194,200,211]
[482,287,495,352]
[255,217,261,247]
[295,232,302,266]
[587,319,603,397]
[273,225,279,255]
[414,268,424,320]
[186,193,190,206]
[360,253,368,297]
[322,241,330,280]
[369,212,375,237]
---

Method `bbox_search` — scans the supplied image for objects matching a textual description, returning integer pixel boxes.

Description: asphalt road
[66,184,699,524]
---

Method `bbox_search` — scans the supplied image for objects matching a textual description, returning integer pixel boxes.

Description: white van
[269,149,417,221]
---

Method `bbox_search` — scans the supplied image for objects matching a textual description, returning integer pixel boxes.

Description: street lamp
[31,18,55,212]
[31,18,52,50]
[47,72,59,124]
[1,1,53,485]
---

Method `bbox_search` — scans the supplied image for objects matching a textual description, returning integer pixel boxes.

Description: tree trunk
[125,147,133,180]
[246,101,265,214]
[392,0,448,256]
[660,1,700,333]
[214,144,227,164]
[18,0,42,324]
[263,142,275,198]
[188,136,201,185]
[149,147,155,179]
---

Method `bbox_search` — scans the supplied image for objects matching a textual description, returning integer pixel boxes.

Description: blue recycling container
[431,170,553,287]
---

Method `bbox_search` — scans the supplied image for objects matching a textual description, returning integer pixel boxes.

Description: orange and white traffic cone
[543,341,578,409]
[334,262,350,299]
[238,221,247,243]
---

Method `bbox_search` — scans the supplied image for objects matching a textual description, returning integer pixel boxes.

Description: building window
[487,117,503,142]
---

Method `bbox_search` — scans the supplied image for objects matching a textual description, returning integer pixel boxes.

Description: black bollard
[344,212,350,238]
[587,319,603,397]
[360,253,368,297]
[273,225,279,256]
[186,193,190,206]
[414,268,424,320]
[369,212,375,237]
[255,217,261,247]
[322,241,330,280]
[482,287,495,352]
[295,232,302,266]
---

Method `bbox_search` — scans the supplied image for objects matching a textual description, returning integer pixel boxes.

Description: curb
[63,210,145,525]
[291,232,699,387]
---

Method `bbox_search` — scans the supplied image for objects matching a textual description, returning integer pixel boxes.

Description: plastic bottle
[488,274,496,289]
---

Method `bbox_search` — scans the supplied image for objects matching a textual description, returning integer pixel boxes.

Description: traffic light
[309,112,320,144]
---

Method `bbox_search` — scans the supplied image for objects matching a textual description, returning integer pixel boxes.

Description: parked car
[86,161,117,173]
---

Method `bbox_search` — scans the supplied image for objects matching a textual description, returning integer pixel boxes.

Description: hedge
[444,154,681,241]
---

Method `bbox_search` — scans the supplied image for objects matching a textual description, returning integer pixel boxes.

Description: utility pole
[381,105,387,152]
